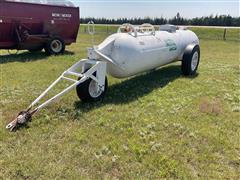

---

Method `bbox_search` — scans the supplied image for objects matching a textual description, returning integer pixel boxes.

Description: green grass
[0,26,240,179]
[190,27,240,41]
[79,24,240,42]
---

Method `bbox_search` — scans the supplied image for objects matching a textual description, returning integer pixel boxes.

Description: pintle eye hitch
[6,108,37,131]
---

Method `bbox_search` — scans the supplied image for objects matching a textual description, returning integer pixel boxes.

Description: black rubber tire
[76,76,108,102]
[181,44,200,76]
[44,37,65,55]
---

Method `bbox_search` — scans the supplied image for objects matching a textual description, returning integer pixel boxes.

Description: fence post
[223,28,227,41]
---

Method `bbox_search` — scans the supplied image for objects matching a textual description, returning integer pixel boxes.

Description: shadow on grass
[0,50,74,64]
[74,65,198,112]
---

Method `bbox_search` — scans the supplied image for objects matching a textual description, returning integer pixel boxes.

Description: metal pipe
[29,75,63,107]
[36,76,87,110]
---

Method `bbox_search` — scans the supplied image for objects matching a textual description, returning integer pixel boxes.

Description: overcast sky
[72,0,239,19]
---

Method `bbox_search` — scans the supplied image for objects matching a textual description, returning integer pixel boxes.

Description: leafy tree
[80,15,240,26]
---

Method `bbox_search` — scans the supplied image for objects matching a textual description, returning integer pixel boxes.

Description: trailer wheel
[45,37,65,55]
[76,76,108,102]
[181,44,200,75]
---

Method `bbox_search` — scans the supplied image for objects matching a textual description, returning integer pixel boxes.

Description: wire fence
[79,24,240,42]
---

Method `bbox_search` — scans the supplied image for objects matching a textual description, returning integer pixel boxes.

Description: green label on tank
[165,39,177,51]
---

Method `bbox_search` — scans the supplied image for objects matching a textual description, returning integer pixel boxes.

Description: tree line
[80,14,240,26]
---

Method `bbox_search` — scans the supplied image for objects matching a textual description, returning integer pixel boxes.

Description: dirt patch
[232,65,240,71]
[199,97,223,115]
[106,166,122,179]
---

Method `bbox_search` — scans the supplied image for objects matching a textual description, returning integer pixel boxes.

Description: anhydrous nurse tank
[92,24,199,78]
[6,24,201,131]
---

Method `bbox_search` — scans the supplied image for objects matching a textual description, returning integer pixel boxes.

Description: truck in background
[0,0,80,55]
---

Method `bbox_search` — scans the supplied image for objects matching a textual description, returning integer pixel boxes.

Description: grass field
[0,26,240,179]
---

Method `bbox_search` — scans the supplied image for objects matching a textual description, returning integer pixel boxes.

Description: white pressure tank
[89,24,200,78]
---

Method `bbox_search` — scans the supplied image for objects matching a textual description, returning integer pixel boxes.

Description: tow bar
[6,59,107,131]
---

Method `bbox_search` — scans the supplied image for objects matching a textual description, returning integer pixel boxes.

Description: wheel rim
[88,80,102,98]
[191,51,199,71]
[50,40,62,53]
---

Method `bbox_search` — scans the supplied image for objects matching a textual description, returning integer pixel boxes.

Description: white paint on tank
[93,24,199,78]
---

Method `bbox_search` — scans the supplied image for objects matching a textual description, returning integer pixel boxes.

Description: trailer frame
[6,59,107,131]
